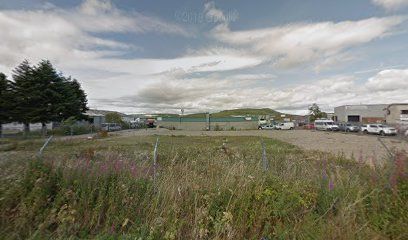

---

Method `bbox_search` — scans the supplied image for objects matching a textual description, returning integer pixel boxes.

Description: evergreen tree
[60,77,88,121]
[0,73,13,138]
[12,60,36,135]
[32,60,66,135]
[11,59,88,136]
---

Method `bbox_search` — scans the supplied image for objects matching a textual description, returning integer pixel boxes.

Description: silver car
[101,123,122,132]
[258,124,276,130]
[338,122,360,132]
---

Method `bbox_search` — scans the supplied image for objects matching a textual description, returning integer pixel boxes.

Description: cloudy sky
[1,0,408,114]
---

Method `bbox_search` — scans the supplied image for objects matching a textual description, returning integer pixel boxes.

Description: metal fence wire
[153,137,159,191]
[261,139,269,171]
[37,135,53,157]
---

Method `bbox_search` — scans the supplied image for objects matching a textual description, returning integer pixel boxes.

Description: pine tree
[59,77,88,121]
[0,73,13,138]
[11,60,89,136]
[12,60,36,135]
[32,60,66,135]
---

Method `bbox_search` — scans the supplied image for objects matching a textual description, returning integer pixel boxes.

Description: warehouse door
[347,115,360,122]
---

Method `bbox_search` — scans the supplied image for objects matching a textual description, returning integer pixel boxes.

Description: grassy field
[0,134,407,239]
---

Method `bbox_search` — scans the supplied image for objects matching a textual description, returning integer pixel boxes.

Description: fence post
[38,135,53,157]
[261,139,269,171]
[153,137,159,191]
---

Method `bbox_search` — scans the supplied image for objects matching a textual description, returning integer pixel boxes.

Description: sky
[0,0,408,114]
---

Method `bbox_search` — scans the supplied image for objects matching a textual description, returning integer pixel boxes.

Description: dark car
[338,122,360,132]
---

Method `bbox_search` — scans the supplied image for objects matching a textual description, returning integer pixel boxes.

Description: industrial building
[334,104,387,123]
[85,110,106,128]
[334,103,408,125]
[157,116,258,131]
[385,103,408,124]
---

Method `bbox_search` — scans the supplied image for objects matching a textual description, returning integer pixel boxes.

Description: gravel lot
[111,129,408,163]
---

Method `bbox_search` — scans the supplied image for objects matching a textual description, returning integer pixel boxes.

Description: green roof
[160,117,257,122]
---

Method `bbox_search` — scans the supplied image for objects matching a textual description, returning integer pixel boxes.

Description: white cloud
[210,16,405,69]
[1,1,407,114]
[79,0,114,15]
[0,1,192,68]
[366,68,408,91]
[0,10,128,68]
[69,0,189,35]
[228,74,276,81]
[372,0,408,10]
[202,3,406,70]
[0,1,262,112]
[96,70,408,114]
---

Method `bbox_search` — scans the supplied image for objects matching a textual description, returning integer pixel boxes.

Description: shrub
[213,124,222,131]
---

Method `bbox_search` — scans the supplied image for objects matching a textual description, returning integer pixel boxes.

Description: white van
[314,119,339,131]
[275,122,295,130]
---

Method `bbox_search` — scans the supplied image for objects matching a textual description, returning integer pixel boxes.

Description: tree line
[0,60,88,137]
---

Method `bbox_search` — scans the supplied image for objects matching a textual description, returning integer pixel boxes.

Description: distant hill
[88,108,302,121]
[150,113,179,118]
[86,109,126,116]
[184,108,298,119]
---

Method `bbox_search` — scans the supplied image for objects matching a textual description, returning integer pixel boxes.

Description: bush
[97,130,109,138]
[213,124,222,131]
[51,123,95,136]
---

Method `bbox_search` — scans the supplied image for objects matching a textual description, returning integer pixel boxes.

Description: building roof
[335,104,388,108]
[387,103,408,106]
[84,112,105,117]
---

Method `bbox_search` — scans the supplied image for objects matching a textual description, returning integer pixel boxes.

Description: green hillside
[212,108,282,117]
[184,108,294,119]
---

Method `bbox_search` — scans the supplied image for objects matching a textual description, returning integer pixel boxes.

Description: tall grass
[0,136,407,239]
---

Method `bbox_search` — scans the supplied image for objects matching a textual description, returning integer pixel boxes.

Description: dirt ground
[104,129,408,163]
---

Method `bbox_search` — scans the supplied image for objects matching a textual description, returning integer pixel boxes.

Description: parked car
[376,124,398,136]
[275,122,295,130]
[361,124,397,136]
[314,119,339,131]
[258,124,276,130]
[101,123,122,132]
[258,119,268,125]
[338,122,360,132]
